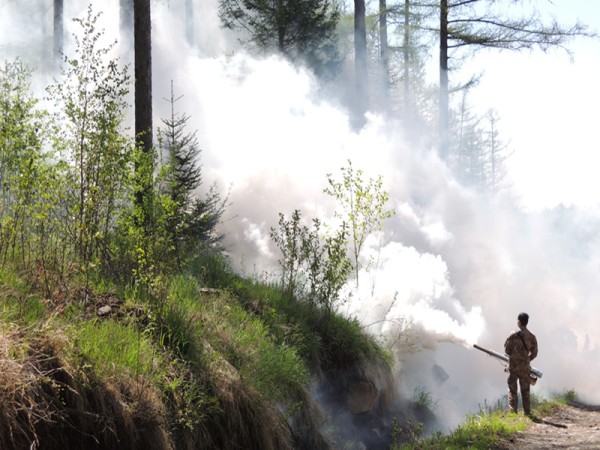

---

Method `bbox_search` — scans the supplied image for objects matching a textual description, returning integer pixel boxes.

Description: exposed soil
[498,403,600,449]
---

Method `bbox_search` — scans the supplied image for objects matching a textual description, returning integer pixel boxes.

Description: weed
[560,388,578,403]
[478,397,507,415]
[413,386,437,412]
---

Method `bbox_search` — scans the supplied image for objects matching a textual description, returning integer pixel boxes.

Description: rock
[199,287,220,295]
[432,364,449,384]
[347,380,379,414]
[97,305,112,316]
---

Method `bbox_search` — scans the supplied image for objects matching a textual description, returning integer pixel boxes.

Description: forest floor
[497,402,600,449]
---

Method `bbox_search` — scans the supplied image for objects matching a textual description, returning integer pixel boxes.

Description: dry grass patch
[0,322,173,450]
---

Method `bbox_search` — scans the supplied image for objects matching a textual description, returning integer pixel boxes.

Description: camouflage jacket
[504,327,538,372]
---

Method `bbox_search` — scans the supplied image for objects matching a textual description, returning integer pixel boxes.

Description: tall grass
[224,305,309,398]
[74,319,162,381]
[0,267,46,325]
[162,275,309,400]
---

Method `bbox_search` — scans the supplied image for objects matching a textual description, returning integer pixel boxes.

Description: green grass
[224,304,309,398]
[0,266,47,325]
[157,275,310,400]
[413,385,438,412]
[0,294,46,324]
[394,410,528,450]
[74,319,163,381]
[250,277,393,371]
[533,389,577,416]
[394,390,580,449]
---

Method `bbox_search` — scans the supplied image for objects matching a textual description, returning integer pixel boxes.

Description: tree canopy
[218,0,342,75]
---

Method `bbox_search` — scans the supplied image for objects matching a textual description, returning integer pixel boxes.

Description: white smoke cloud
[4,0,600,431]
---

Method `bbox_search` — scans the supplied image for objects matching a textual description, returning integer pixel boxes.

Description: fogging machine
[474,344,543,385]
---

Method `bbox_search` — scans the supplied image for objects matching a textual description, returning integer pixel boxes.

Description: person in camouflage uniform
[504,312,538,416]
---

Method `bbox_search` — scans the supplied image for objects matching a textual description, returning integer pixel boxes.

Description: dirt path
[498,403,600,449]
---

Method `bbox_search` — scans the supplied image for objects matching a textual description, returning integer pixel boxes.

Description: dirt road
[498,403,600,449]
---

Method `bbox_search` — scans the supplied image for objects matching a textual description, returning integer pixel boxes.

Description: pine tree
[451,90,484,189]
[157,84,225,269]
[218,0,341,76]
[483,108,512,197]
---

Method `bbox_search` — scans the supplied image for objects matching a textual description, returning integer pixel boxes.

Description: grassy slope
[0,254,393,449]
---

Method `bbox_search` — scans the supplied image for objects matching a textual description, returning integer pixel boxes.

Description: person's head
[518,312,529,327]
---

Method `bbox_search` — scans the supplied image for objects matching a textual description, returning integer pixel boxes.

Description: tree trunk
[53,0,63,63]
[121,0,134,40]
[134,0,153,152]
[439,0,449,160]
[379,0,389,113]
[134,0,153,215]
[489,112,498,196]
[185,0,194,46]
[403,0,410,114]
[354,0,367,128]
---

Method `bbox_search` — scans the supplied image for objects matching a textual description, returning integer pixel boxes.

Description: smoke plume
[3,0,600,432]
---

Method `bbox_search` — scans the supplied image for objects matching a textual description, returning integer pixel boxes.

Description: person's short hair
[518,312,529,326]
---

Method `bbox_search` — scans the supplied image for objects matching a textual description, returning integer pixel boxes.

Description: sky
[2,0,600,431]
[459,0,600,211]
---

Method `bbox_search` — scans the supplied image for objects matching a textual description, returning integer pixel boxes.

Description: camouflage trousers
[508,369,531,415]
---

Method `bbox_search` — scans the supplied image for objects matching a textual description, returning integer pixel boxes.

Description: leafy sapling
[324,160,395,287]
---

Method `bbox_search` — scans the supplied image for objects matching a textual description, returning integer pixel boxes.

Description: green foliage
[218,0,342,76]
[109,145,164,290]
[477,397,507,415]
[162,362,221,433]
[530,389,577,417]
[0,5,227,298]
[227,277,324,363]
[260,281,391,370]
[1,295,45,325]
[304,219,352,312]
[324,159,395,286]
[47,5,132,270]
[108,80,228,291]
[156,84,225,271]
[0,59,60,270]
[1,222,391,450]
[270,210,307,295]
[270,209,352,311]
[159,276,206,362]
[317,311,393,368]
[443,411,526,448]
[559,388,577,404]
